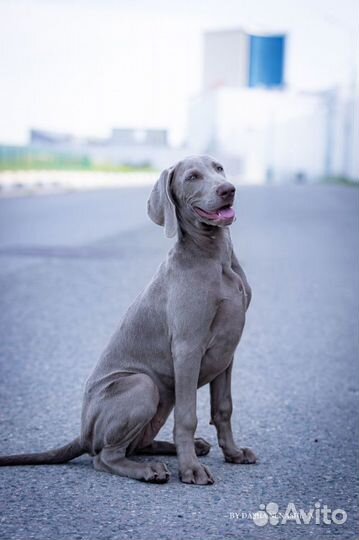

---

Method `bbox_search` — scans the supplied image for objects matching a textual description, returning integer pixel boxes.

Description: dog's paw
[179,462,215,485]
[194,437,211,456]
[142,462,171,483]
[225,447,257,464]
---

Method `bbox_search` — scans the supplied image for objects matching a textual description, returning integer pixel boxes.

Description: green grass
[0,156,155,173]
[323,176,359,187]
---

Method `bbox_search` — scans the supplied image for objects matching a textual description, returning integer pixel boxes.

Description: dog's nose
[216,183,236,199]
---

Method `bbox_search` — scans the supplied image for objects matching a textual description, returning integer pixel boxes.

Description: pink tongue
[217,207,235,219]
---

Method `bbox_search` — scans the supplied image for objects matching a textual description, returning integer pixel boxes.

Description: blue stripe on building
[249,35,285,88]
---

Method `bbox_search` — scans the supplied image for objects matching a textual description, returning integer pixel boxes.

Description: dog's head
[147,155,236,237]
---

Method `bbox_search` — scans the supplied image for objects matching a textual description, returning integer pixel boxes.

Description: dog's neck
[175,213,232,262]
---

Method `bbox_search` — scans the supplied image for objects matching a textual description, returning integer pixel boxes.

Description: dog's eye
[216,165,224,173]
[186,173,199,181]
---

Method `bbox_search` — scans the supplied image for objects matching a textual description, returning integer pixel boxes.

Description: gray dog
[0,155,256,485]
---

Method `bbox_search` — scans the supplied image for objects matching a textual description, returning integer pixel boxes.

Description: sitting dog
[0,155,256,485]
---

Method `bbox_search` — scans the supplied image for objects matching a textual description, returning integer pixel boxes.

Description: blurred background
[0,2,358,538]
[0,0,358,193]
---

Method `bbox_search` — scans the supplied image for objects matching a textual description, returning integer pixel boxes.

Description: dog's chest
[198,267,246,386]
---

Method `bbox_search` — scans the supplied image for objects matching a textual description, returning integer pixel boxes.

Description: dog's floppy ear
[147,167,177,238]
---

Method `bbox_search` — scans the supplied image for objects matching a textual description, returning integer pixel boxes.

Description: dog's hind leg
[135,438,211,457]
[85,373,170,483]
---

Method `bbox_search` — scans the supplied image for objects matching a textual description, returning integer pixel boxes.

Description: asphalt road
[0,184,358,540]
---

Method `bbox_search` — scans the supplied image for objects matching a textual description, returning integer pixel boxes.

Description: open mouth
[194,204,236,222]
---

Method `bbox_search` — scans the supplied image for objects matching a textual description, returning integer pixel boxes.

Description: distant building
[190,27,358,183]
[30,129,74,146]
[202,28,286,91]
[27,127,181,169]
[110,128,167,146]
[189,85,358,183]
[189,88,326,182]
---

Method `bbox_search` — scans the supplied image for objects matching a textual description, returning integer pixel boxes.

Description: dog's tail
[0,437,85,466]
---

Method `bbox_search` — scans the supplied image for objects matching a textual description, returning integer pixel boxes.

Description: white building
[203,29,249,90]
[328,84,359,182]
[188,88,330,182]
[187,27,358,184]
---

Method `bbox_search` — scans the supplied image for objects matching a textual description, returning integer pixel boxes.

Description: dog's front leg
[210,361,257,464]
[173,349,214,485]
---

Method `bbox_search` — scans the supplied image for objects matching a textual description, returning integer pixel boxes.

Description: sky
[0,0,358,146]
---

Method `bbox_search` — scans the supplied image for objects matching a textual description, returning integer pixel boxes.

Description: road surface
[0,184,358,539]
